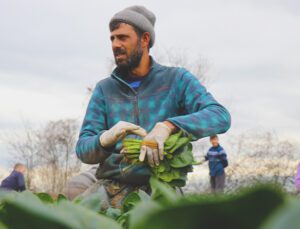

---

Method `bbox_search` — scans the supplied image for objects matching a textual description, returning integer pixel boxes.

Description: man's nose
[112,39,122,50]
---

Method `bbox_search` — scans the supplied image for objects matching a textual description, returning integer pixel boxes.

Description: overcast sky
[0,0,299,168]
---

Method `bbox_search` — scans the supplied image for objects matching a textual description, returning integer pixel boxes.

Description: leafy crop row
[0,178,299,229]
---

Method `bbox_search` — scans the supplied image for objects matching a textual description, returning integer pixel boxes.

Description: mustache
[114,48,127,56]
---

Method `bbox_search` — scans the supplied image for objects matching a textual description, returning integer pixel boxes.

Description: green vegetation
[1,132,298,228]
[0,178,299,229]
[123,131,199,187]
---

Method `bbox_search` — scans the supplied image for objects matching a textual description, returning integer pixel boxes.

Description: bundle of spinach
[122,131,199,187]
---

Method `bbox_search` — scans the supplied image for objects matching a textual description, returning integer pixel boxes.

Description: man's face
[16,166,26,174]
[110,23,143,71]
[210,137,219,147]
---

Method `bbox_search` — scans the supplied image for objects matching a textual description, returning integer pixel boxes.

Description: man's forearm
[76,131,113,164]
[167,104,231,140]
[168,70,231,140]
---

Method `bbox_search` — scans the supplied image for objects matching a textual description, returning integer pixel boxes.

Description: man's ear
[141,32,151,49]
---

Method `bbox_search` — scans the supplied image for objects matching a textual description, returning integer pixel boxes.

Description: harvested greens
[122,131,198,187]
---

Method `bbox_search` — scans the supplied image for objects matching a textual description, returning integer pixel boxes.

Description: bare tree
[184,130,299,194]
[38,119,81,193]
[4,119,81,193]
[152,48,209,85]
[224,130,298,193]
[106,57,116,75]
[5,124,40,190]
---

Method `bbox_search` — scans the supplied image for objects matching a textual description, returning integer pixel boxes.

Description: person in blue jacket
[0,163,26,192]
[205,135,228,193]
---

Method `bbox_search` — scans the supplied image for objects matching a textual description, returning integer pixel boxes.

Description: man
[205,135,228,193]
[75,5,231,205]
[295,163,300,193]
[0,163,26,192]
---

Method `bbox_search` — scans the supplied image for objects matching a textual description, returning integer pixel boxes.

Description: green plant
[0,191,121,229]
[0,178,299,229]
[122,131,199,187]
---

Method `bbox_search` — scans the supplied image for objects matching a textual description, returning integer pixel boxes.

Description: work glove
[100,121,147,148]
[139,122,172,167]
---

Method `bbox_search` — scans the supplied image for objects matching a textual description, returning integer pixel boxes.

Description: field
[0,177,299,229]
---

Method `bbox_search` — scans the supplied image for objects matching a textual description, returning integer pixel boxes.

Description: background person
[0,163,26,192]
[295,163,300,193]
[205,135,228,193]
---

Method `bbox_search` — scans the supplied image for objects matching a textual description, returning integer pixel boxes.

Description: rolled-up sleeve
[76,83,113,164]
[168,69,231,140]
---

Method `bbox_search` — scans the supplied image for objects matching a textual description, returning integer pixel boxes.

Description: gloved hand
[100,121,147,148]
[139,122,172,167]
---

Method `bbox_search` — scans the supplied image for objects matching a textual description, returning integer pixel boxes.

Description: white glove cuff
[155,122,172,135]
[99,131,109,147]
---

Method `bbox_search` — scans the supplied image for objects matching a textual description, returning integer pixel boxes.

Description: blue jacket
[205,145,228,177]
[76,58,231,184]
[0,170,26,192]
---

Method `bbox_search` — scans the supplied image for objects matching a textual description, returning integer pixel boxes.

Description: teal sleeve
[167,69,231,140]
[76,83,113,164]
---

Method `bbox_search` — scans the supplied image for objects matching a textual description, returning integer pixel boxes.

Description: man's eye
[119,36,127,41]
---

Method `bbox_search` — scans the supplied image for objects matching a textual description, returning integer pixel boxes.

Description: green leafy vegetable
[122,131,196,187]
[104,208,122,220]
[0,182,299,229]
[169,144,194,168]
[36,193,54,204]
[57,194,67,202]
[0,191,121,229]
[129,185,285,229]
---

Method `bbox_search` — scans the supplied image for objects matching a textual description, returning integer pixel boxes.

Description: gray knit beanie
[109,5,156,48]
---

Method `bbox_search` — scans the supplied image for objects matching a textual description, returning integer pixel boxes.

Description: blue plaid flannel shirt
[76,58,231,184]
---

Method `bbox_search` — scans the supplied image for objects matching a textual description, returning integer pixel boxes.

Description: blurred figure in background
[0,163,26,192]
[205,135,228,193]
[64,166,97,200]
[295,163,300,193]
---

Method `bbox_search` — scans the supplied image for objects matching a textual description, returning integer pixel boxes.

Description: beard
[113,41,143,73]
